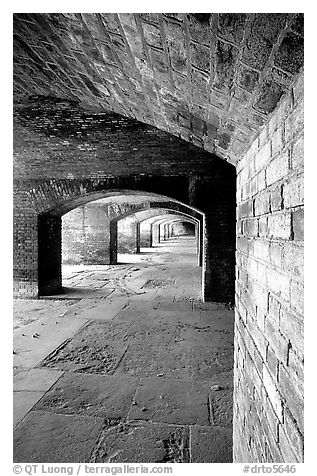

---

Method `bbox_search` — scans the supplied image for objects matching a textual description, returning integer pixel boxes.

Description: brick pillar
[152,223,160,245]
[164,224,168,241]
[13,191,39,298]
[159,223,165,242]
[110,220,117,264]
[62,204,111,265]
[38,214,62,295]
[196,222,202,267]
[140,221,152,247]
[117,215,140,254]
[194,173,236,303]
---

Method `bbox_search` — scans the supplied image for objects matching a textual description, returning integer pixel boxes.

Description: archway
[16,171,236,303]
[37,190,206,299]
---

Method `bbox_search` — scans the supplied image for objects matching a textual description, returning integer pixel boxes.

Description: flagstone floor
[13,236,234,463]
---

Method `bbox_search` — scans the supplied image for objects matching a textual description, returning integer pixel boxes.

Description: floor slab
[34,372,139,420]
[13,368,64,392]
[13,315,88,369]
[128,377,211,425]
[90,421,190,463]
[114,342,191,380]
[13,236,234,463]
[190,425,233,463]
[40,336,128,375]
[14,410,104,463]
[13,392,45,428]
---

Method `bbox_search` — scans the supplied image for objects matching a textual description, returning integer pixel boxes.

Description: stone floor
[13,236,234,463]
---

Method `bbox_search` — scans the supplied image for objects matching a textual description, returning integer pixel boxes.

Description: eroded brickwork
[62,205,111,265]
[13,13,303,164]
[118,215,140,254]
[234,73,304,462]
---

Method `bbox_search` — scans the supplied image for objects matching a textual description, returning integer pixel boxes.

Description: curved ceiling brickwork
[13,13,303,165]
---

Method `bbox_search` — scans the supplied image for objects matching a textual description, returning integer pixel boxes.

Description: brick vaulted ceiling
[13,13,304,165]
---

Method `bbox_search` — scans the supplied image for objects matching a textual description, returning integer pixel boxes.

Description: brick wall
[233,73,304,462]
[117,215,140,254]
[14,104,229,181]
[62,204,111,265]
[171,222,195,236]
[140,221,152,248]
[13,191,38,298]
[14,101,236,301]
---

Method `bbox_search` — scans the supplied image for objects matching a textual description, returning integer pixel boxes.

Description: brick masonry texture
[13,13,304,462]
[62,204,112,265]
[13,13,303,165]
[234,73,303,463]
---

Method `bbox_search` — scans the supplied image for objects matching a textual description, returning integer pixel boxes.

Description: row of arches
[37,190,206,299]
[15,173,236,303]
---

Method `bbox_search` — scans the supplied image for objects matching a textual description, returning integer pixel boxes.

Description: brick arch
[138,212,199,254]
[34,184,204,297]
[117,208,204,266]
[151,216,200,263]
[15,171,236,302]
[155,216,197,240]
[26,180,193,216]
[109,204,204,267]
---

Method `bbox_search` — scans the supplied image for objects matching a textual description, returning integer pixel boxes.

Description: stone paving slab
[190,425,233,462]
[158,311,202,325]
[155,301,194,312]
[13,392,45,428]
[188,345,234,381]
[88,299,130,321]
[44,287,114,299]
[113,307,165,322]
[40,336,128,375]
[76,320,182,344]
[207,370,234,387]
[14,410,104,463]
[35,372,139,419]
[209,386,233,428]
[14,315,88,369]
[199,310,235,329]
[180,324,234,348]
[62,298,129,321]
[13,238,234,463]
[90,421,190,463]
[13,299,77,331]
[128,377,210,425]
[114,342,191,380]
[13,368,63,392]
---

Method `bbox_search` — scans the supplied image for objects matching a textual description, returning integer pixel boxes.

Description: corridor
[13,236,234,463]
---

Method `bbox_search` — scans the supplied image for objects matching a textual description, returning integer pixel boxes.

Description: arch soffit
[29,185,203,219]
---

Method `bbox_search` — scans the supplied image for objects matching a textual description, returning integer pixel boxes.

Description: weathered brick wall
[140,221,152,248]
[62,204,111,265]
[13,14,304,165]
[13,191,38,298]
[13,103,230,181]
[171,222,195,236]
[233,73,304,462]
[117,215,140,254]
